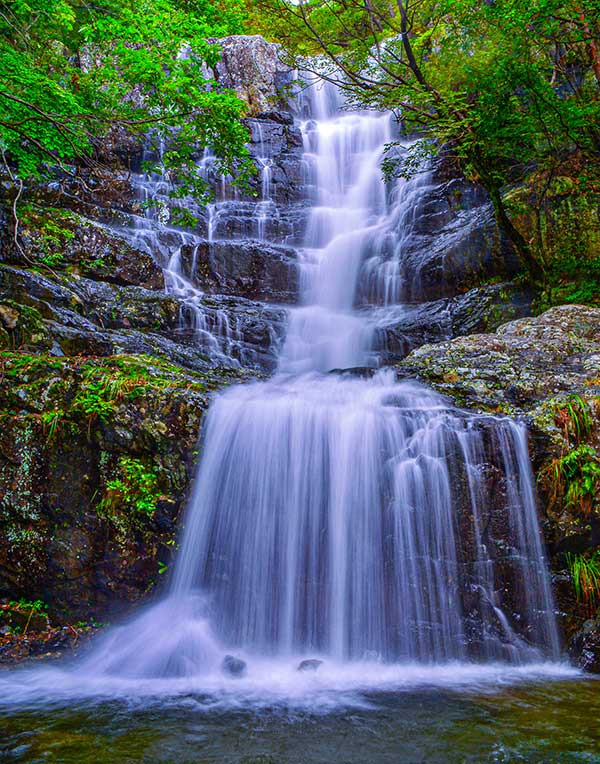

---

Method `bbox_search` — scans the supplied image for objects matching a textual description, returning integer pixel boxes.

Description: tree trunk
[486,182,543,282]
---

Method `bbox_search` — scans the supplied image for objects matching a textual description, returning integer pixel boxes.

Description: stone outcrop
[0,352,251,622]
[208,35,293,116]
[182,239,298,304]
[0,207,163,290]
[375,282,533,363]
[398,305,600,418]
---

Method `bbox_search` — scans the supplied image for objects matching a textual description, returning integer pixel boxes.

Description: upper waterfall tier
[118,63,528,374]
[280,79,395,372]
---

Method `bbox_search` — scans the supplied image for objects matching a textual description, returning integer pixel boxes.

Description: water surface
[1,677,599,763]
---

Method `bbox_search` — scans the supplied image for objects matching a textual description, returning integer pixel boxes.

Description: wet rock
[182,239,298,304]
[398,206,517,303]
[207,35,293,116]
[222,654,247,676]
[375,282,533,363]
[0,265,285,372]
[245,116,306,204]
[297,659,323,672]
[397,304,600,651]
[569,618,600,673]
[198,200,307,244]
[355,153,522,307]
[376,284,531,362]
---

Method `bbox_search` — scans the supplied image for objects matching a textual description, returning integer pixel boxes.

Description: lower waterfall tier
[140,370,560,672]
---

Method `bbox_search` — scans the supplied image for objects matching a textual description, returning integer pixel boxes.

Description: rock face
[0,353,250,621]
[181,239,298,303]
[209,35,293,116]
[397,305,600,669]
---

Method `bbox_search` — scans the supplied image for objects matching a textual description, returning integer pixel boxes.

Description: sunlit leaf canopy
[0,0,254,197]
[254,0,599,167]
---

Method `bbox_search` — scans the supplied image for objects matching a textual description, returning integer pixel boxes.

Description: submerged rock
[222,654,247,676]
[297,659,323,672]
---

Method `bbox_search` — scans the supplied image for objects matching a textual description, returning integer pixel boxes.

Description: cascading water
[85,77,559,675]
[0,77,567,705]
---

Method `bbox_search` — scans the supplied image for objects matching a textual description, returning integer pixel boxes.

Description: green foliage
[507,181,600,310]
[552,444,600,515]
[566,550,600,615]
[71,358,187,421]
[253,0,600,279]
[0,0,253,209]
[553,395,594,444]
[40,410,63,441]
[8,598,48,614]
[542,396,600,517]
[101,456,162,517]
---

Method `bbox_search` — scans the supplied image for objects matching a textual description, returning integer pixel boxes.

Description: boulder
[569,618,600,673]
[297,658,323,672]
[222,654,247,676]
[398,305,600,416]
[208,36,293,116]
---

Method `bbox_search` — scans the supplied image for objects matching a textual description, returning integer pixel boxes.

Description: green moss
[100,456,163,519]
[0,300,52,352]
[19,203,76,267]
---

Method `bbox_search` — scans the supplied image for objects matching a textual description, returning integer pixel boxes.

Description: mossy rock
[1,204,163,290]
[0,300,52,352]
[0,351,245,621]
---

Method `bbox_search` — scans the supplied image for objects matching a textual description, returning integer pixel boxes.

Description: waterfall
[75,77,560,684]
[1,78,564,703]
